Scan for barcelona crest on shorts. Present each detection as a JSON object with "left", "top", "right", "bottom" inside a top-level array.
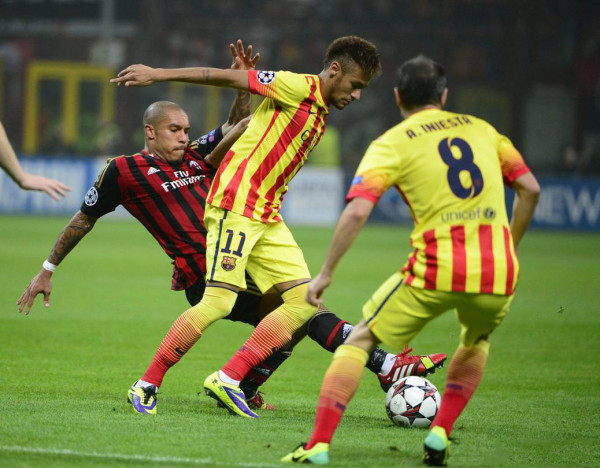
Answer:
[{"left": 221, "top": 256, "right": 237, "bottom": 271}]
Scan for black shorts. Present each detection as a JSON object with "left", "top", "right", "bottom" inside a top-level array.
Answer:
[{"left": 184, "top": 276, "right": 283, "bottom": 328}]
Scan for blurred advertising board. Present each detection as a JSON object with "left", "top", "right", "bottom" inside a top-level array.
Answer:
[{"left": 2, "top": 157, "right": 599, "bottom": 231}]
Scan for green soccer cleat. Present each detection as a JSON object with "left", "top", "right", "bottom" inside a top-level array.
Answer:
[
  {"left": 127, "top": 382, "right": 158, "bottom": 415},
  {"left": 203, "top": 371, "right": 258, "bottom": 419},
  {"left": 281, "top": 442, "right": 330, "bottom": 465},
  {"left": 423, "top": 426, "right": 449, "bottom": 466}
]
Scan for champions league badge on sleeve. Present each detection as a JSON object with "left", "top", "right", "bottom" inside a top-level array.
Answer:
[
  {"left": 221, "top": 256, "right": 237, "bottom": 271},
  {"left": 257, "top": 70, "right": 276, "bottom": 85},
  {"left": 84, "top": 187, "right": 99, "bottom": 206}
]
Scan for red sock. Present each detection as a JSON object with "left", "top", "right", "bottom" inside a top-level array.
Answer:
[
  {"left": 305, "top": 345, "right": 368, "bottom": 449},
  {"left": 141, "top": 308, "right": 207, "bottom": 387},
  {"left": 141, "top": 287, "right": 235, "bottom": 387},
  {"left": 431, "top": 342, "right": 488, "bottom": 436},
  {"left": 221, "top": 308, "right": 299, "bottom": 381}
]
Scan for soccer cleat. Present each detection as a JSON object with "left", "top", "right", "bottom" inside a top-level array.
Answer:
[
  {"left": 203, "top": 371, "right": 258, "bottom": 419},
  {"left": 378, "top": 346, "right": 447, "bottom": 392},
  {"left": 215, "top": 390, "right": 275, "bottom": 411},
  {"left": 281, "top": 442, "right": 330, "bottom": 465},
  {"left": 246, "top": 390, "right": 275, "bottom": 411},
  {"left": 423, "top": 426, "right": 449, "bottom": 466},
  {"left": 127, "top": 382, "right": 158, "bottom": 415}
]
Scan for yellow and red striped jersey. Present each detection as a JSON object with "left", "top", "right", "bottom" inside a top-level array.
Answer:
[
  {"left": 207, "top": 70, "right": 329, "bottom": 223},
  {"left": 347, "top": 108, "right": 530, "bottom": 295}
]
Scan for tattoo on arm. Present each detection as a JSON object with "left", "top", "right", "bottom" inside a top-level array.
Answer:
[
  {"left": 228, "top": 90, "right": 251, "bottom": 125},
  {"left": 48, "top": 211, "right": 97, "bottom": 265}
]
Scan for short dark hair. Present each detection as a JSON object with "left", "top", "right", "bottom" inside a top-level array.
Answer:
[
  {"left": 396, "top": 55, "right": 447, "bottom": 110},
  {"left": 324, "top": 36, "right": 382, "bottom": 80}
]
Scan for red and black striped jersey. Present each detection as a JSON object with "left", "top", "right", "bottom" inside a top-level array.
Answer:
[{"left": 80, "top": 127, "right": 222, "bottom": 290}]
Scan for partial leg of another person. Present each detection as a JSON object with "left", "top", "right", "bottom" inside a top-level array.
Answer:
[
  {"left": 307, "top": 309, "right": 446, "bottom": 391},
  {"left": 237, "top": 300, "right": 447, "bottom": 411}
]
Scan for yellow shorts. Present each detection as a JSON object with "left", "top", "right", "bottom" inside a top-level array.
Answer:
[
  {"left": 363, "top": 272, "right": 513, "bottom": 348},
  {"left": 204, "top": 205, "right": 311, "bottom": 292}
]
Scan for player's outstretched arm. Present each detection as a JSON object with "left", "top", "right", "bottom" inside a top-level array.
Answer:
[
  {"left": 205, "top": 115, "right": 251, "bottom": 168},
  {"left": 0, "top": 122, "right": 71, "bottom": 200},
  {"left": 111, "top": 39, "right": 256, "bottom": 91},
  {"left": 17, "top": 211, "right": 98, "bottom": 315},
  {"left": 510, "top": 171, "right": 540, "bottom": 249},
  {"left": 307, "top": 197, "right": 375, "bottom": 307},
  {"left": 111, "top": 65, "right": 249, "bottom": 89}
]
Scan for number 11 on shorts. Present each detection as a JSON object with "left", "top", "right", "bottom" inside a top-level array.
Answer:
[{"left": 221, "top": 229, "right": 246, "bottom": 257}]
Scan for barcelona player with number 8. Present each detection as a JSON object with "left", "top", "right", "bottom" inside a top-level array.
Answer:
[{"left": 284, "top": 55, "right": 540, "bottom": 465}]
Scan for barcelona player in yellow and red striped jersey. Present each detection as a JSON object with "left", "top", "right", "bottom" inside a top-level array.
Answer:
[
  {"left": 283, "top": 56, "right": 540, "bottom": 465},
  {"left": 112, "top": 37, "right": 382, "bottom": 418}
]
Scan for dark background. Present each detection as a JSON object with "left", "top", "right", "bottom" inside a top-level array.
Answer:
[{"left": 0, "top": 0, "right": 598, "bottom": 175}]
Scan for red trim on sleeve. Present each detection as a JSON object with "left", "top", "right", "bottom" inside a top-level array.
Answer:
[
  {"left": 248, "top": 70, "right": 276, "bottom": 98},
  {"left": 247, "top": 70, "right": 260, "bottom": 94},
  {"left": 346, "top": 188, "right": 381, "bottom": 205},
  {"left": 503, "top": 165, "right": 530, "bottom": 186}
]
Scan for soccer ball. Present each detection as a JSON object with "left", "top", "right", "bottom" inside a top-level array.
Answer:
[{"left": 385, "top": 376, "right": 441, "bottom": 428}]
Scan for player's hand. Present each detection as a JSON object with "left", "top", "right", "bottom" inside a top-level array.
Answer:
[
  {"left": 17, "top": 269, "right": 53, "bottom": 315},
  {"left": 306, "top": 272, "right": 332, "bottom": 307},
  {"left": 232, "top": 115, "right": 252, "bottom": 136},
  {"left": 111, "top": 64, "right": 158, "bottom": 87},
  {"left": 230, "top": 39, "right": 259, "bottom": 71},
  {"left": 18, "top": 173, "right": 71, "bottom": 201}
]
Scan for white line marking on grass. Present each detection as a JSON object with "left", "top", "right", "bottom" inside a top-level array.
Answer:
[{"left": 0, "top": 445, "right": 280, "bottom": 467}]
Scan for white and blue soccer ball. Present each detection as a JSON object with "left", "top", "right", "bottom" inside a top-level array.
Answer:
[{"left": 385, "top": 376, "right": 441, "bottom": 428}]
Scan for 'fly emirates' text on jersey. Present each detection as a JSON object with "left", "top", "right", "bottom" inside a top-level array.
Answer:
[
  {"left": 80, "top": 128, "right": 222, "bottom": 290},
  {"left": 207, "top": 70, "right": 329, "bottom": 223},
  {"left": 348, "top": 109, "right": 531, "bottom": 296}
]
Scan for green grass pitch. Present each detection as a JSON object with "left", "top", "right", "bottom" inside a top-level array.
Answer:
[{"left": 1, "top": 215, "right": 599, "bottom": 467}]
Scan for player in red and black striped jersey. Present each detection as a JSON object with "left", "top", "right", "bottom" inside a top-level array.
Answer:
[{"left": 81, "top": 126, "right": 220, "bottom": 293}]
